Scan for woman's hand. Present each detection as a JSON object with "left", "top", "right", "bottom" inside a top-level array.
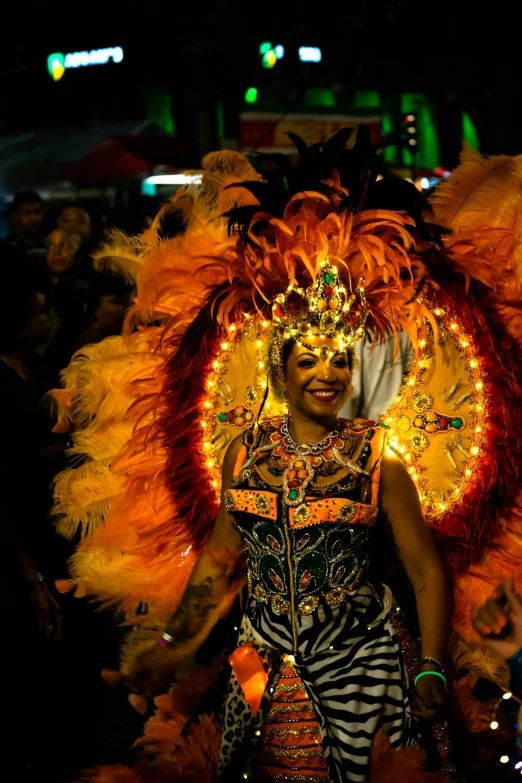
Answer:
[
  {"left": 472, "top": 581, "right": 522, "bottom": 660},
  {"left": 412, "top": 665, "right": 447, "bottom": 721},
  {"left": 31, "top": 581, "right": 62, "bottom": 640},
  {"left": 126, "top": 643, "right": 177, "bottom": 701},
  {"left": 102, "top": 642, "right": 179, "bottom": 714}
]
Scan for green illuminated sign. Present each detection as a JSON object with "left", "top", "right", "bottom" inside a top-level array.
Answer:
[
  {"left": 47, "top": 47, "right": 124, "bottom": 81},
  {"left": 47, "top": 53, "right": 65, "bottom": 82}
]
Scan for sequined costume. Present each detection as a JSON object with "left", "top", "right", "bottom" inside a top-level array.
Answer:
[{"left": 218, "top": 417, "right": 416, "bottom": 783}]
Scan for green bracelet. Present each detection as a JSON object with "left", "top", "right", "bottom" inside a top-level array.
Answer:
[{"left": 414, "top": 670, "right": 447, "bottom": 689}]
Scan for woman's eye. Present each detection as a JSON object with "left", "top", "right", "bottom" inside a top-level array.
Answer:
[
  {"left": 298, "top": 360, "right": 315, "bottom": 368},
  {"left": 333, "top": 360, "right": 348, "bottom": 368}
]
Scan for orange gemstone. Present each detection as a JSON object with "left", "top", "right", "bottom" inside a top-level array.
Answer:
[
  {"left": 317, "top": 299, "right": 327, "bottom": 311},
  {"left": 294, "top": 459, "right": 305, "bottom": 468},
  {"left": 287, "top": 469, "right": 297, "bottom": 479},
  {"left": 329, "top": 298, "right": 339, "bottom": 310},
  {"left": 414, "top": 417, "right": 425, "bottom": 427},
  {"left": 297, "top": 469, "right": 308, "bottom": 479},
  {"left": 425, "top": 423, "right": 437, "bottom": 433},
  {"left": 425, "top": 410, "right": 437, "bottom": 422}
]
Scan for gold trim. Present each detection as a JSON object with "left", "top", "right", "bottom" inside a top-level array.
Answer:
[
  {"left": 325, "top": 586, "right": 348, "bottom": 606},
  {"left": 283, "top": 512, "right": 298, "bottom": 651},
  {"left": 259, "top": 746, "right": 325, "bottom": 760},
  {"left": 263, "top": 776, "right": 328, "bottom": 782},
  {"left": 256, "top": 493, "right": 271, "bottom": 515},
  {"left": 271, "top": 595, "right": 291, "bottom": 615},
  {"left": 337, "top": 501, "right": 357, "bottom": 523},
  {"left": 298, "top": 596, "right": 320, "bottom": 615},
  {"left": 267, "top": 703, "right": 315, "bottom": 719},
  {"left": 263, "top": 726, "right": 322, "bottom": 742},
  {"left": 294, "top": 503, "right": 311, "bottom": 525},
  {"left": 224, "top": 490, "right": 235, "bottom": 511},
  {"left": 272, "top": 682, "right": 308, "bottom": 698}
]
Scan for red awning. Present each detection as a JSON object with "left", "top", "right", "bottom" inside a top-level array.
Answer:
[{"left": 59, "top": 135, "right": 200, "bottom": 180}]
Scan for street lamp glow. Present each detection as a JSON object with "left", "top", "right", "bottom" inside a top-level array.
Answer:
[
  {"left": 245, "top": 87, "right": 258, "bottom": 104},
  {"left": 299, "top": 46, "right": 322, "bottom": 63},
  {"left": 143, "top": 174, "right": 203, "bottom": 185}
]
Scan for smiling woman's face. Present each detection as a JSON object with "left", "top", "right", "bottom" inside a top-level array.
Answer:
[{"left": 283, "top": 336, "right": 352, "bottom": 421}]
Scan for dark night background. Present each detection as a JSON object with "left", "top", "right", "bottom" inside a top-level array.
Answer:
[{"left": 0, "top": 1, "right": 519, "bottom": 164}]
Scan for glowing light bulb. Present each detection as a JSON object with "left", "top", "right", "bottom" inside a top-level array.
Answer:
[
  {"left": 408, "top": 377, "right": 416, "bottom": 386},
  {"left": 476, "top": 404, "right": 483, "bottom": 411},
  {"left": 469, "top": 359, "right": 478, "bottom": 368},
  {"left": 211, "top": 479, "right": 218, "bottom": 487},
  {"left": 470, "top": 446, "right": 479, "bottom": 455},
  {"left": 206, "top": 459, "right": 215, "bottom": 468},
  {"left": 256, "top": 340, "right": 263, "bottom": 347},
  {"left": 419, "top": 339, "right": 427, "bottom": 348},
  {"left": 490, "top": 720, "right": 499, "bottom": 730},
  {"left": 500, "top": 755, "right": 509, "bottom": 764},
  {"left": 475, "top": 381, "right": 483, "bottom": 390},
  {"left": 201, "top": 421, "right": 207, "bottom": 429},
  {"left": 460, "top": 340, "right": 469, "bottom": 348},
  {"left": 475, "top": 426, "right": 482, "bottom": 433},
  {"left": 465, "top": 469, "right": 472, "bottom": 476},
  {"left": 221, "top": 342, "right": 229, "bottom": 350},
  {"left": 212, "top": 360, "right": 220, "bottom": 369},
  {"left": 450, "top": 323, "right": 458, "bottom": 331},
  {"left": 405, "top": 453, "right": 412, "bottom": 462},
  {"left": 204, "top": 400, "right": 211, "bottom": 408},
  {"left": 207, "top": 380, "right": 214, "bottom": 388},
  {"left": 503, "top": 691, "right": 512, "bottom": 700},
  {"left": 434, "top": 308, "right": 442, "bottom": 316},
  {"left": 262, "top": 320, "right": 269, "bottom": 328},
  {"left": 229, "top": 324, "right": 236, "bottom": 332}
]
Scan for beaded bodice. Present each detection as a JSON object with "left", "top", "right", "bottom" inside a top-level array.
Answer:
[{"left": 225, "top": 419, "right": 386, "bottom": 619}]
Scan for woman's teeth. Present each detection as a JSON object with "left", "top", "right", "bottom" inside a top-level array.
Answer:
[{"left": 309, "top": 390, "right": 339, "bottom": 401}]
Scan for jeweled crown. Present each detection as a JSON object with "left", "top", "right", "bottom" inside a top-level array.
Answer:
[{"left": 270, "top": 261, "right": 368, "bottom": 378}]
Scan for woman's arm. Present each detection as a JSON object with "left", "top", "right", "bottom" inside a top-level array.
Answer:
[
  {"left": 126, "top": 436, "right": 245, "bottom": 701},
  {"left": 380, "top": 448, "right": 452, "bottom": 716}
]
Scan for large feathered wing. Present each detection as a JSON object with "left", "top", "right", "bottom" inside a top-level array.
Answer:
[{"left": 51, "top": 152, "right": 263, "bottom": 665}]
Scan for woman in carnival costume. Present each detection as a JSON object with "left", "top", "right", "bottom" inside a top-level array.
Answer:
[{"left": 51, "top": 130, "right": 522, "bottom": 782}]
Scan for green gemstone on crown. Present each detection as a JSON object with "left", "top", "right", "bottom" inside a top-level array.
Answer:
[
  {"left": 324, "top": 273, "right": 334, "bottom": 284},
  {"left": 288, "top": 489, "right": 299, "bottom": 500},
  {"left": 451, "top": 418, "right": 463, "bottom": 429},
  {"left": 218, "top": 412, "right": 228, "bottom": 423}
]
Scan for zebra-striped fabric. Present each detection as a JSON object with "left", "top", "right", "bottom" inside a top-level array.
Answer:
[{"left": 220, "top": 584, "right": 417, "bottom": 783}]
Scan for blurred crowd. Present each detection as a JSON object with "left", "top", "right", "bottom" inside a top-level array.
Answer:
[{"left": 0, "top": 189, "right": 152, "bottom": 782}]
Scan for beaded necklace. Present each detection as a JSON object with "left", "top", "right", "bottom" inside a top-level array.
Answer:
[{"left": 269, "top": 416, "right": 368, "bottom": 506}]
